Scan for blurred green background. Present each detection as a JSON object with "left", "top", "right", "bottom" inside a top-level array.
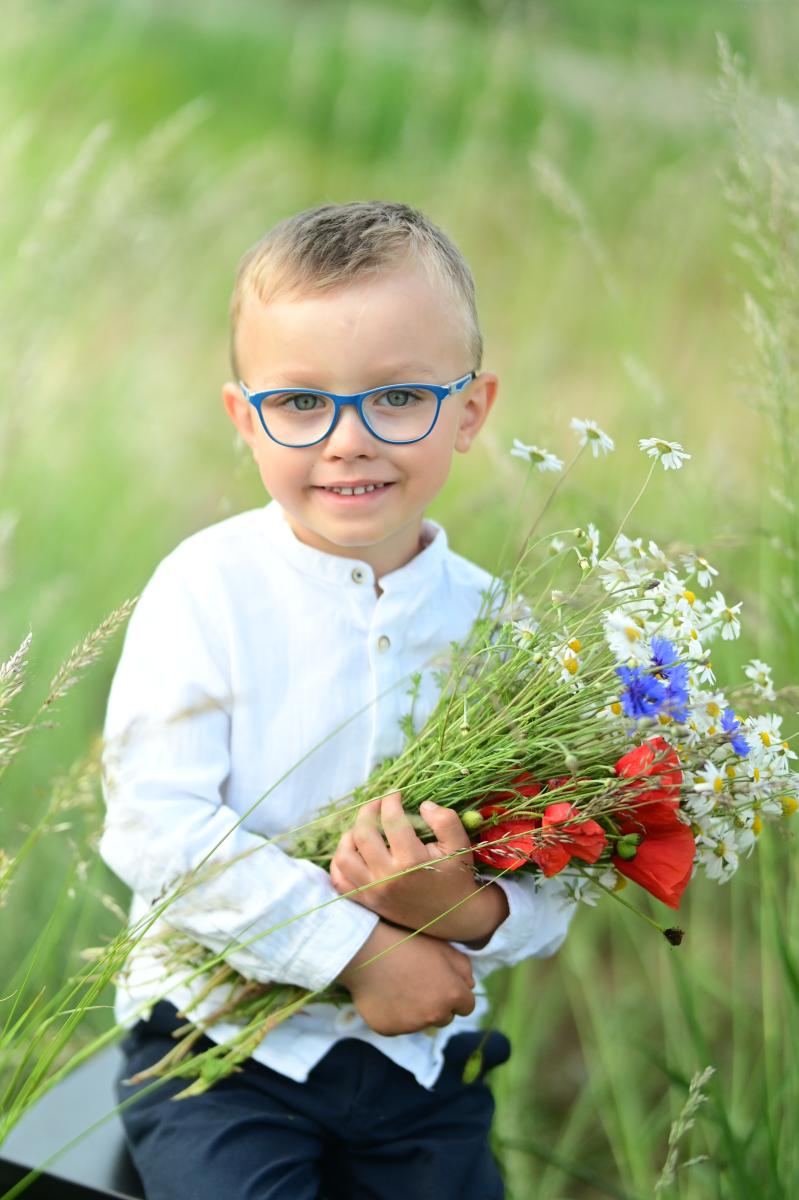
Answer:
[{"left": 2, "top": 1, "right": 798, "bottom": 1196}]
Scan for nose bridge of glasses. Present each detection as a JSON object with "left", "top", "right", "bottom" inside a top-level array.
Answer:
[{"left": 326, "top": 393, "right": 377, "bottom": 443}]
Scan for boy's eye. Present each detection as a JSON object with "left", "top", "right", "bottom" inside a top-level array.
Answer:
[
  {"left": 373, "top": 388, "right": 422, "bottom": 408},
  {"left": 276, "top": 392, "right": 328, "bottom": 412}
]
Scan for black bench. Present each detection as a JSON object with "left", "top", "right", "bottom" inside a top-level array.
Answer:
[{"left": 0, "top": 1047, "right": 143, "bottom": 1200}]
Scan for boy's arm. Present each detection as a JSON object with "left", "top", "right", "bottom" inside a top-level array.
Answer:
[
  {"left": 330, "top": 793, "right": 578, "bottom": 968},
  {"left": 100, "top": 554, "right": 378, "bottom": 995}
]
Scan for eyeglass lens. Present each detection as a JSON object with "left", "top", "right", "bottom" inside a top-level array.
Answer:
[{"left": 259, "top": 387, "right": 440, "bottom": 445}]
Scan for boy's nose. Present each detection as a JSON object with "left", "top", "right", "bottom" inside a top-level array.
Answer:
[{"left": 323, "top": 404, "right": 379, "bottom": 456}]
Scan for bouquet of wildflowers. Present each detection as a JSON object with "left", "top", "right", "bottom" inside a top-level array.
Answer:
[{"left": 128, "top": 421, "right": 799, "bottom": 1096}]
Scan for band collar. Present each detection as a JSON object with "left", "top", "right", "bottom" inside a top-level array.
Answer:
[{"left": 259, "top": 499, "right": 448, "bottom": 595}]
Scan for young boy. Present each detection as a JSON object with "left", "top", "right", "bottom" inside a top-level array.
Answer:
[{"left": 101, "top": 200, "right": 577, "bottom": 1200}]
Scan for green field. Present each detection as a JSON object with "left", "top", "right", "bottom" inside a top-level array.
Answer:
[{"left": 2, "top": 1, "right": 798, "bottom": 1195}]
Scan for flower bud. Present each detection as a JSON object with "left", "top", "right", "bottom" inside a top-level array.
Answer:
[
  {"left": 616, "top": 832, "right": 641, "bottom": 860},
  {"left": 461, "top": 1049, "right": 483, "bottom": 1084},
  {"left": 564, "top": 753, "right": 579, "bottom": 775},
  {"left": 461, "top": 810, "right": 484, "bottom": 832}
]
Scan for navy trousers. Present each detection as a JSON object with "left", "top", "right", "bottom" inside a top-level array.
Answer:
[{"left": 115, "top": 1001, "right": 510, "bottom": 1200}]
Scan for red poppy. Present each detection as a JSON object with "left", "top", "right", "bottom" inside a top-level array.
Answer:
[
  {"left": 474, "top": 803, "right": 541, "bottom": 871},
  {"left": 611, "top": 737, "right": 695, "bottom": 908},
  {"left": 615, "top": 736, "right": 682, "bottom": 802},
  {"left": 539, "top": 801, "right": 606, "bottom": 874},
  {"left": 472, "top": 775, "right": 606, "bottom": 876}
]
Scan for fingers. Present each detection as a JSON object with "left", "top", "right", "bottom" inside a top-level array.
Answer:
[
  {"left": 329, "top": 858, "right": 359, "bottom": 896},
  {"left": 450, "top": 987, "right": 477, "bottom": 1019},
  {"left": 431, "top": 981, "right": 476, "bottom": 1026},
  {"left": 419, "top": 801, "right": 474, "bottom": 860},
  {"left": 353, "top": 797, "right": 393, "bottom": 875},
  {"left": 379, "top": 791, "right": 424, "bottom": 862},
  {"left": 331, "top": 831, "right": 371, "bottom": 889},
  {"left": 447, "top": 949, "right": 475, "bottom": 990}
]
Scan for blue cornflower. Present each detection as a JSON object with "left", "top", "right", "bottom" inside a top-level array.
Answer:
[
  {"left": 650, "top": 637, "right": 690, "bottom": 722},
  {"left": 721, "top": 707, "right": 749, "bottom": 756},
  {"left": 650, "top": 637, "right": 680, "bottom": 677},
  {"left": 616, "top": 665, "right": 668, "bottom": 720}
]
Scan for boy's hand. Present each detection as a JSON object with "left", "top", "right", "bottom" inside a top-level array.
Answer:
[
  {"left": 329, "top": 792, "right": 508, "bottom": 944},
  {"left": 335, "top": 919, "right": 476, "bottom": 1035}
]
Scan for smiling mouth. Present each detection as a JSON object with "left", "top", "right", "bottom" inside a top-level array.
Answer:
[{"left": 315, "top": 482, "right": 395, "bottom": 496}]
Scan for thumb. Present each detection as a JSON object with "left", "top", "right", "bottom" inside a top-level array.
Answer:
[{"left": 419, "top": 801, "right": 472, "bottom": 857}]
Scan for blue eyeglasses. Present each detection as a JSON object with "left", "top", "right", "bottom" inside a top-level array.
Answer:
[{"left": 238, "top": 372, "right": 477, "bottom": 448}]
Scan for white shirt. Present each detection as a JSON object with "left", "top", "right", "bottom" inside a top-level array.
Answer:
[{"left": 100, "top": 499, "right": 576, "bottom": 1089}]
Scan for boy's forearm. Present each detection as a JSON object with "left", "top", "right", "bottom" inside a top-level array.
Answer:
[{"left": 406, "top": 882, "right": 510, "bottom": 947}]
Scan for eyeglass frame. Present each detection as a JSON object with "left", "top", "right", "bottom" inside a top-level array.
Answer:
[{"left": 237, "top": 371, "right": 478, "bottom": 448}]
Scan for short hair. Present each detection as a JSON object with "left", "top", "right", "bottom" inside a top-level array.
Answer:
[{"left": 228, "top": 200, "right": 482, "bottom": 380}]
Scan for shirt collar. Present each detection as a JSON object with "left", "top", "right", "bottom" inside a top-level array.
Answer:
[{"left": 259, "top": 498, "right": 449, "bottom": 595}]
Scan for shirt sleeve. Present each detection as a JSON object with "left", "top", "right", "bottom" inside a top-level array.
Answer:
[
  {"left": 450, "top": 873, "right": 578, "bottom": 975},
  {"left": 99, "top": 551, "right": 378, "bottom": 995}
]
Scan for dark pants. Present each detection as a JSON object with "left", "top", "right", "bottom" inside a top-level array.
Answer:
[{"left": 115, "top": 1001, "right": 510, "bottom": 1200}]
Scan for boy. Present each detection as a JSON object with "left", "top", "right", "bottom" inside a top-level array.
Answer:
[{"left": 101, "top": 201, "right": 577, "bottom": 1200}]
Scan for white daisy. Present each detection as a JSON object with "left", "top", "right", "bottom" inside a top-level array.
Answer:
[
  {"left": 646, "top": 540, "right": 674, "bottom": 573},
  {"left": 706, "top": 591, "right": 742, "bottom": 641},
  {"left": 744, "top": 658, "right": 776, "bottom": 702},
  {"left": 598, "top": 556, "right": 641, "bottom": 594},
  {"left": 680, "top": 552, "right": 719, "bottom": 590},
  {"left": 511, "top": 617, "right": 540, "bottom": 649},
  {"left": 510, "top": 438, "right": 564, "bottom": 472},
  {"left": 550, "top": 632, "right": 585, "bottom": 685},
  {"left": 570, "top": 417, "right": 615, "bottom": 458},
  {"left": 584, "top": 523, "right": 601, "bottom": 567},
  {"left": 689, "top": 654, "right": 716, "bottom": 688},
  {"left": 693, "top": 760, "right": 727, "bottom": 798},
  {"left": 695, "top": 820, "right": 740, "bottom": 883},
  {"left": 615, "top": 533, "right": 645, "bottom": 560},
  {"left": 603, "top": 608, "right": 651, "bottom": 664},
  {"left": 638, "top": 437, "right": 691, "bottom": 471}
]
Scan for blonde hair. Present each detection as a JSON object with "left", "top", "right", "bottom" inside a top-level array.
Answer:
[{"left": 228, "top": 200, "right": 482, "bottom": 380}]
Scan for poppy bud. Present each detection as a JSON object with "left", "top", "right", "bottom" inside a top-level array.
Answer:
[
  {"left": 461, "top": 810, "right": 484, "bottom": 831},
  {"left": 616, "top": 832, "right": 641, "bottom": 860}
]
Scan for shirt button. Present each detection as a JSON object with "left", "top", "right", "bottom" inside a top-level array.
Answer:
[
  {"left": 377, "top": 635, "right": 391, "bottom": 653},
  {"left": 351, "top": 567, "right": 367, "bottom": 584}
]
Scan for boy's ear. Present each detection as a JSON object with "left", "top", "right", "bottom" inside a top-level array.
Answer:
[
  {"left": 222, "top": 381, "right": 258, "bottom": 450},
  {"left": 454, "top": 372, "right": 498, "bottom": 454}
]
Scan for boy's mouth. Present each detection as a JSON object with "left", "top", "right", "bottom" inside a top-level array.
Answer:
[{"left": 314, "top": 482, "right": 396, "bottom": 497}]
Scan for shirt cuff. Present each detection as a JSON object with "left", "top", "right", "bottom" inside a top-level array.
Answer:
[
  {"left": 277, "top": 895, "right": 381, "bottom": 993},
  {"left": 452, "top": 874, "right": 578, "bottom": 971}
]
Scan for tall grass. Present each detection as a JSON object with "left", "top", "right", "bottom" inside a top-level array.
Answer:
[{"left": 2, "top": 2, "right": 797, "bottom": 1195}]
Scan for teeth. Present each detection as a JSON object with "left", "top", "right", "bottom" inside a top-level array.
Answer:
[{"left": 328, "top": 483, "right": 387, "bottom": 495}]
